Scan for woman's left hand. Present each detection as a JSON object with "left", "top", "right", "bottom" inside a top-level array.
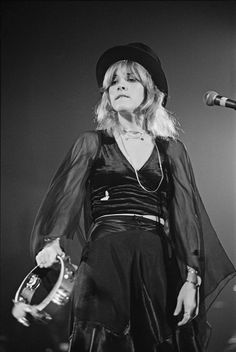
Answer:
[{"left": 173, "top": 282, "right": 199, "bottom": 326}]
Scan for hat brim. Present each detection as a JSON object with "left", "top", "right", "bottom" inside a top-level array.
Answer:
[{"left": 96, "top": 45, "right": 168, "bottom": 97}]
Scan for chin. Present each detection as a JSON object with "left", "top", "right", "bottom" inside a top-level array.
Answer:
[
  {"left": 117, "top": 109, "right": 135, "bottom": 116},
  {"left": 115, "top": 105, "right": 135, "bottom": 113}
]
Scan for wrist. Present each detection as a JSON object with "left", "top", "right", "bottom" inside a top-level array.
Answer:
[
  {"left": 44, "top": 237, "right": 62, "bottom": 253},
  {"left": 186, "top": 266, "right": 201, "bottom": 287},
  {"left": 44, "top": 236, "right": 60, "bottom": 244},
  {"left": 186, "top": 265, "right": 198, "bottom": 275},
  {"left": 185, "top": 276, "right": 202, "bottom": 288},
  {"left": 186, "top": 266, "right": 197, "bottom": 279}
]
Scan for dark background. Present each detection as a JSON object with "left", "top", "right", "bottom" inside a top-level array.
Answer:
[{"left": 1, "top": 1, "right": 236, "bottom": 351}]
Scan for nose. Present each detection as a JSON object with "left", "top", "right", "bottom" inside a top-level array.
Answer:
[
  {"left": 117, "top": 85, "right": 127, "bottom": 92},
  {"left": 117, "top": 79, "right": 128, "bottom": 91}
]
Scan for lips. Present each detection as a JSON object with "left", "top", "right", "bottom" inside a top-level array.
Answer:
[{"left": 115, "top": 95, "right": 129, "bottom": 100}]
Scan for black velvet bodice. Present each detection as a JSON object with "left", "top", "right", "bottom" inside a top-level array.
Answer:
[{"left": 89, "top": 131, "right": 172, "bottom": 220}]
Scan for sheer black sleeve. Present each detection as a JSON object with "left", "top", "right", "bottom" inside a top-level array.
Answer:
[
  {"left": 30, "top": 131, "right": 100, "bottom": 257},
  {"left": 167, "top": 139, "right": 236, "bottom": 308}
]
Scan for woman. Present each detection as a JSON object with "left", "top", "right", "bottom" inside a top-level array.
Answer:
[{"left": 30, "top": 43, "right": 235, "bottom": 351}]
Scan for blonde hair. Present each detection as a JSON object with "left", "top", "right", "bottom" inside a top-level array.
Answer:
[{"left": 94, "top": 60, "right": 179, "bottom": 139}]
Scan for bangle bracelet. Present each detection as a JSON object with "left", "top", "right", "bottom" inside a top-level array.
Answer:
[
  {"left": 185, "top": 279, "right": 197, "bottom": 287},
  {"left": 44, "top": 236, "right": 60, "bottom": 243},
  {"left": 187, "top": 266, "right": 198, "bottom": 275},
  {"left": 185, "top": 277, "right": 201, "bottom": 288}
]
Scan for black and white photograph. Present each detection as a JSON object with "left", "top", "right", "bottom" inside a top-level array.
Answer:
[{"left": 2, "top": 1, "right": 236, "bottom": 352}]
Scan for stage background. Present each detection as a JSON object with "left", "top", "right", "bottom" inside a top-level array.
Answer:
[{"left": 1, "top": 1, "right": 236, "bottom": 351}]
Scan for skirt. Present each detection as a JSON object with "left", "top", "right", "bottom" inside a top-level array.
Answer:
[{"left": 68, "top": 215, "right": 203, "bottom": 352}]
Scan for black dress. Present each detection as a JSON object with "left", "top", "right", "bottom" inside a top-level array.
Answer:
[{"left": 30, "top": 130, "right": 236, "bottom": 352}]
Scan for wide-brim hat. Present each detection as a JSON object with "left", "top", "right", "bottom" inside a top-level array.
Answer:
[{"left": 96, "top": 42, "right": 168, "bottom": 100}]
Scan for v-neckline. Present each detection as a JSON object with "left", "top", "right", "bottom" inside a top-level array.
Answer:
[{"left": 113, "top": 136, "right": 156, "bottom": 172}]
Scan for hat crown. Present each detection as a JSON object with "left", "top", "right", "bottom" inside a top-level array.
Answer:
[{"left": 126, "top": 42, "right": 161, "bottom": 65}]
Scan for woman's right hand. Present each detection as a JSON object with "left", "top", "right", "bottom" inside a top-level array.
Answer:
[{"left": 35, "top": 238, "right": 64, "bottom": 268}]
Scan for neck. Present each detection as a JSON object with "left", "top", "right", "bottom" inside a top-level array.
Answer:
[{"left": 117, "top": 112, "right": 144, "bottom": 132}]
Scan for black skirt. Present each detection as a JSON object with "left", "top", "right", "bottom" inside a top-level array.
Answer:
[{"left": 68, "top": 215, "right": 203, "bottom": 352}]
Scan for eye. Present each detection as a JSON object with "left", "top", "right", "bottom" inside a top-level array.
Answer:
[
  {"left": 127, "top": 74, "right": 137, "bottom": 82},
  {"left": 110, "top": 78, "right": 118, "bottom": 86}
]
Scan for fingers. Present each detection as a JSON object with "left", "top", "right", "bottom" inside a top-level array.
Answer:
[
  {"left": 173, "top": 300, "right": 198, "bottom": 326},
  {"left": 173, "top": 281, "right": 200, "bottom": 326},
  {"left": 177, "top": 311, "right": 192, "bottom": 326},
  {"left": 12, "top": 302, "right": 48, "bottom": 327},
  {"left": 173, "top": 298, "right": 182, "bottom": 316},
  {"left": 36, "top": 252, "right": 50, "bottom": 268},
  {"left": 16, "top": 317, "right": 30, "bottom": 327},
  {"left": 183, "top": 288, "right": 200, "bottom": 323},
  {"left": 36, "top": 238, "right": 64, "bottom": 268},
  {"left": 36, "top": 248, "right": 59, "bottom": 268},
  {"left": 12, "top": 302, "right": 28, "bottom": 320},
  {"left": 177, "top": 305, "right": 199, "bottom": 326},
  {"left": 12, "top": 302, "right": 31, "bottom": 327},
  {"left": 174, "top": 299, "right": 195, "bottom": 326}
]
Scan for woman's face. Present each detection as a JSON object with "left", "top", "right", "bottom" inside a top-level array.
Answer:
[{"left": 108, "top": 66, "right": 145, "bottom": 114}]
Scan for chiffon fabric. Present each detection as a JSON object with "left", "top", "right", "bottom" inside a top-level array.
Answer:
[{"left": 30, "top": 130, "right": 236, "bottom": 351}]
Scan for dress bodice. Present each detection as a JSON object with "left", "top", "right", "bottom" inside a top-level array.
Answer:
[{"left": 89, "top": 131, "right": 173, "bottom": 220}]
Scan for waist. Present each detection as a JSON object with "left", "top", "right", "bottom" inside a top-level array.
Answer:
[
  {"left": 88, "top": 213, "right": 165, "bottom": 242},
  {"left": 94, "top": 213, "right": 165, "bottom": 226}
]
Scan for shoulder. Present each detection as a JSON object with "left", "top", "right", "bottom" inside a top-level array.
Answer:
[
  {"left": 165, "top": 138, "right": 188, "bottom": 160},
  {"left": 156, "top": 137, "right": 187, "bottom": 157},
  {"left": 71, "top": 130, "right": 101, "bottom": 158},
  {"left": 74, "top": 130, "right": 100, "bottom": 146}
]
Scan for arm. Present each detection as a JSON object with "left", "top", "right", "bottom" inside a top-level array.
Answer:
[
  {"left": 168, "top": 139, "right": 204, "bottom": 275},
  {"left": 165, "top": 137, "right": 235, "bottom": 344},
  {"left": 167, "top": 140, "right": 203, "bottom": 324},
  {"left": 30, "top": 131, "right": 100, "bottom": 262}
]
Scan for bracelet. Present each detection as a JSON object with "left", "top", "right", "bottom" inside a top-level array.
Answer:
[
  {"left": 185, "top": 279, "right": 197, "bottom": 288},
  {"left": 185, "top": 276, "right": 201, "bottom": 288},
  {"left": 187, "top": 266, "right": 198, "bottom": 275},
  {"left": 43, "top": 236, "right": 65, "bottom": 253},
  {"left": 44, "top": 236, "right": 60, "bottom": 243}
]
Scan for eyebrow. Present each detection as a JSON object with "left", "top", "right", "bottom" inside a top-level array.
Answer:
[{"left": 112, "top": 71, "right": 134, "bottom": 78}]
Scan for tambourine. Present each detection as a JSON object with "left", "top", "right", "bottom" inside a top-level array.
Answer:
[{"left": 12, "top": 254, "right": 77, "bottom": 327}]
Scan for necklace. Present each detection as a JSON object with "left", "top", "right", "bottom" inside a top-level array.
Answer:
[
  {"left": 119, "top": 133, "right": 164, "bottom": 193},
  {"left": 121, "top": 129, "right": 146, "bottom": 141}
]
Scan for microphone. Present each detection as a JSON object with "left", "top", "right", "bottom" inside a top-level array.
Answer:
[{"left": 203, "top": 91, "right": 236, "bottom": 110}]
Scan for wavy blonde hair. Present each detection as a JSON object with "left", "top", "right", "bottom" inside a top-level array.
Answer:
[{"left": 95, "top": 60, "right": 179, "bottom": 139}]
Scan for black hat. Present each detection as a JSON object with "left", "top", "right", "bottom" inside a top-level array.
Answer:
[{"left": 96, "top": 42, "right": 168, "bottom": 98}]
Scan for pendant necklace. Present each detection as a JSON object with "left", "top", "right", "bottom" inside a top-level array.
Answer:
[
  {"left": 121, "top": 129, "right": 146, "bottom": 141},
  {"left": 119, "top": 133, "right": 164, "bottom": 193}
]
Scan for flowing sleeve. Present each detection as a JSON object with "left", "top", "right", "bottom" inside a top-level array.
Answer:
[
  {"left": 167, "top": 139, "right": 236, "bottom": 308},
  {"left": 30, "top": 131, "right": 100, "bottom": 258}
]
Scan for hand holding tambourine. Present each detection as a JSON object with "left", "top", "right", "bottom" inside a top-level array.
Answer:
[
  {"left": 12, "top": 240, "right": 77, "bottom": 327},
  {"left": 12, "top": 301, "right": 49, "bottom": 327},
  {"left": 35, "top": 238, "right": 64, "bottom": 268}
]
